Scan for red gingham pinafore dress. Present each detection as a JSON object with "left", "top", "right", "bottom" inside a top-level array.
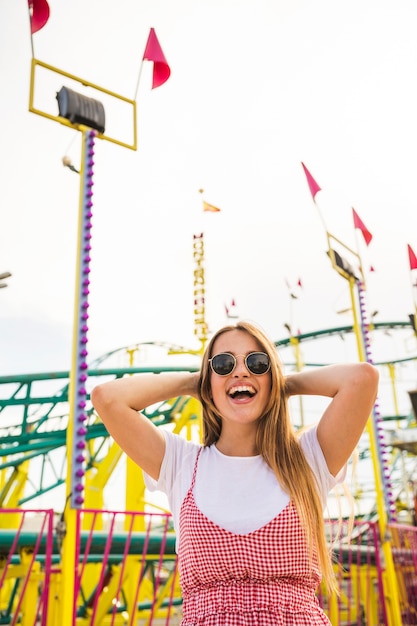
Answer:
[{"left": 178, "top": 448, "right": 331, "bottom": 626}]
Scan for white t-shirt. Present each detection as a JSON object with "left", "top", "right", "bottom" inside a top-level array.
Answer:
[{"left": 144, "top": 425, "right": 345, "bottom": 549}]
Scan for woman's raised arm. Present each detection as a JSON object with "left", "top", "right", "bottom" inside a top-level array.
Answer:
[
  {"left": 91, "top": 372, "right": 200, "bottom": 480},
  {"left": 285, "top": 362, "right": 379, "bottom": 476}
]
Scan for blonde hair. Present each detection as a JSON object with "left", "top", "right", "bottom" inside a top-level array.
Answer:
[{"left": 198, "top": 320, "right": 337, "bottom": 594}]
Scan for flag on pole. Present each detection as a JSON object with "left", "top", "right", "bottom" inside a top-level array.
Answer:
[
  {"left": 142, "top": 28, "right": 171, "bottom": 89},
  {"left": 28, "top": 0, "right": 50, "bottom": 33},
  {"left": 408, "top": 244, "right": 417, "bottom": 270},
  {"left": 301, "top": 162, "right": 321, "bottom": 200},
  {"left": 284, "top": 278, "right": 301, "bottom": 299},
  {"left": 352, "top": 208, "right": 372, "bottom": 246},
  {"left": 203, "top": 201, "right": 221, "bottom": 212},
  {"left": 225, "top": 299, "right": 238, "bottom": 319}
]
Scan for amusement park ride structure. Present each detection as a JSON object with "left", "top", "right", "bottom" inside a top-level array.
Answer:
[
  {"left": 1, "top": 305, "right": 417, "bottom": 623},
  {"left": 1, "top": 23, "right": 417, "bottom": 626}
]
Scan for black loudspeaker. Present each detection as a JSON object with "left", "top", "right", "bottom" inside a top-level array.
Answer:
[
  {"left": 408, "top": 390, "right": 417, "bottom": 421},
  {"left": 56, "top": 86, "right": 105, "bottom": 134}
]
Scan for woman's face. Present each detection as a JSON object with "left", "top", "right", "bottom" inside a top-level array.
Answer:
[{"left": 209, "top": 329, "right": 271, "bottom": 429}]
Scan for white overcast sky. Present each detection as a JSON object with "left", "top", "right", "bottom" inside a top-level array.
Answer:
[{"left": 2, "top": 0, "right": 417, "bottom": 378}]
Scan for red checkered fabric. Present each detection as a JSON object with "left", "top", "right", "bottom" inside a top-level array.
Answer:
[{"left": 178, "top": 448, "right": 330, "bottom": 625}]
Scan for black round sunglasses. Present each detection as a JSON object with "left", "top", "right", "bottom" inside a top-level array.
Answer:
[{"left": 208, "top": 352, "right": 271, "bottom": 376}]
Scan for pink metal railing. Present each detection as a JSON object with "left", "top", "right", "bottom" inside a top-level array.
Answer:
[
  {"left": 74, "top": 508, "right": 180, "bottom": 625},
  {"left": 318, "top": 518, "right": 388, "bottom": 625},
  {"left": 0, "top": 508, "right": 54, "bottom": 626},
  {"left": 1, "top": 508, "right": 417, "bottom": 625},
  {"left": 389, "top": 523, "right": 417, "bottom": 625}
]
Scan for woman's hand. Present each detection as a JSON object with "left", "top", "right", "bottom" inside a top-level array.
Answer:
[{"left": 91, "top": 371, "right": 201, "bottom": 480}]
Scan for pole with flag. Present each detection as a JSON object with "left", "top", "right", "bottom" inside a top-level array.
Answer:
[
  {"left": 407, "top": 244, "right": 417, "bottom": 335},
  {"left": 194, "top": 190, "right": 222, "bottom": 351},
  {"left": 27, "top": 0, "right": 50, "bottom": 56},
  {"left": 352, "top": 207, "right": 374, "bottom": 276},
  {"left": 301, "top": 162, "right": 402, "bottom": 621},
  {"left": 283, "top": 277, "right": 305, "bottom": 426},
  {"left": 134, "top": 28, "right": 171, "bottom": 100},
  {"left": 300, "top": 162, "right": 327, "bottom": 231},
  {"left": 352, "top": 207, "right": 373, "bottom": 275},
  {"left": 198, "top": 190, "right": 222, "bottom": 212},
  {"left": 352, "top": 208, "right": 373, "bottom": 247},
  {"left": 169, "top": 189, "right": 221, "bottom": 358},
  {"left": 225, "top": 299, "right": 238, "bottom": 319},
  {"left": 203, "top": 200, "right": 221, "bottom": 213}
]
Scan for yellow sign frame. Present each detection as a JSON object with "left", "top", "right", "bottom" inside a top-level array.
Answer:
[{"left": 29, "top": 58, "right": 137, "bottom": 150}]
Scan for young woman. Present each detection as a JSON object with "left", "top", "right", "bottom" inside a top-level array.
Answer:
[{"left": 91, "top": 320, "right": 379, "bottom": 625}]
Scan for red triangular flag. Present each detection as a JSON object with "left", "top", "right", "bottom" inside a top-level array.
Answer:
[
  {"left": 301, "top": 162, "right": 321, "bottom": 200},
  {"left": 28, "top": 0, "right": 50, "bottom": 34},
  {"left": 352, "top": 208, "right": 372, "bottom": 246},
  {"left": 142, "top": 28, "right": 171, "bottom": 89},
  {"left": 408, "top": 244, "right": 417, "bottom": 270}
]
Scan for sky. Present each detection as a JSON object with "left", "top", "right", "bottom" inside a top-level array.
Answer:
[{"left": 2, "top": 0, "right": 417, "bottom": 392}]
